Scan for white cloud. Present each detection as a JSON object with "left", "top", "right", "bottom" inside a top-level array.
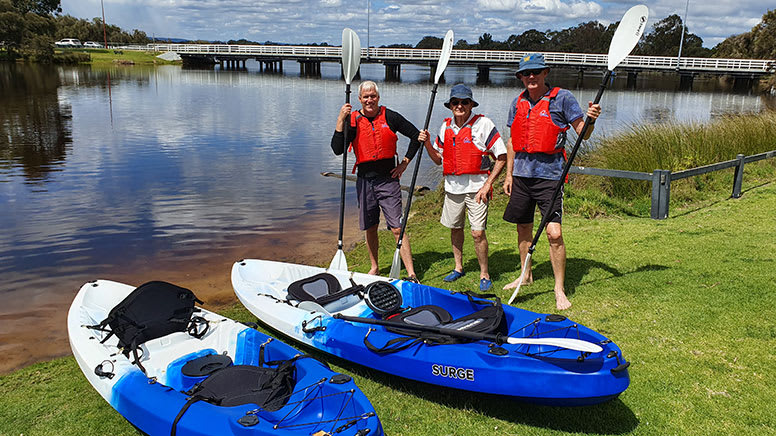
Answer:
[{"left": 60, "top": 0, "right": 773, "bottom": 49}]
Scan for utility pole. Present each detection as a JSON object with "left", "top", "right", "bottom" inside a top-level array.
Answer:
[
  {"left": 101, "top": 0, "right": 108, "bottom": 49},
  {"left": 367, "top": 0, "right": 370, "bottom": 59}
]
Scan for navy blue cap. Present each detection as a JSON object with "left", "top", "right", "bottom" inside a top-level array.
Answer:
[{"left": 444, "top": 84, "right": 479, "bottom": 108}]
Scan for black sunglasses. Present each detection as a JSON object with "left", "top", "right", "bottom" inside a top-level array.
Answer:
[
  {"left": 518, "top": 68, "right": 546, "bottom": 77},
  {"left": 449, "top": 99, "right": 472, "bottom": 106}
]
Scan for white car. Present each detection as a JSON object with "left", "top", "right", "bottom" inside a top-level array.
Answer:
[
  {"left": 55, "top": 38, "right": 82, "bottom": 48},
  {"left": 83, "top": 41, "right": 102, "bottom": 48}
]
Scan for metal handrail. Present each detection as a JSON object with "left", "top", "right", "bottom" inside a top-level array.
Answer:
[
  {"left": 133, "top": 44, "right": 776, "bottom": 74},
  {"left": 569, "top": 150, "right": 776, "bottom": 219}
]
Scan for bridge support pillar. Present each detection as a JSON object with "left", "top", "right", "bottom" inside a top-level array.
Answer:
[
  {"left": 627, "top": 71, "right": 638, "bottom": 89},
  {"left": 477, "top": 66, "right": 490, "bottom": 84},
  {"left": 576, "top": 69, "right": 584, "bottom": 88},
  {"left": 679, "top": 73, "right": 694, "bottom": 91},
  {"left": 733, "top": 76, "right": 756, "bottom": 92},
  {"left": 259, "top": 60, "right": 283, "bottom": 73},
  {"left": 299, "top": 60, "right": 321, "bottom": 77},
  {"left": 385, "top": 63, "right": 401, "bottom": 81}
]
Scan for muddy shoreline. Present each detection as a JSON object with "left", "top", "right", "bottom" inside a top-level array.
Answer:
[{"left": 0, "top": 214, "right": 364, "bottom": 375}]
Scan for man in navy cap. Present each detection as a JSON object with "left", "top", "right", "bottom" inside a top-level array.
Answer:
[
  {"left": 502, "top": 53, "right": 601, "bottom": 310},
  {"left": 418, "top": 84, "right": 507, "bottom": 291}
]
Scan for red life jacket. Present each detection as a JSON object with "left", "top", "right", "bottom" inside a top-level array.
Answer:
[
  {"left": 440, "top": 115, "right": 491, "bottom": 176},
  {"left": 510, "top": 87, "right": 569, "bottom": 156},
  {"left": 350, "top": 106, "right": 398, "bottom": 170}
]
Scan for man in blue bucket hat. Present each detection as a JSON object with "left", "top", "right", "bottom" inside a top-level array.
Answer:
[
  {"left": 502, "top": 53, "right": 601, "bottom": 310},
  {"left": 418, "top": 84, "right": 507, "bottom": 291}
]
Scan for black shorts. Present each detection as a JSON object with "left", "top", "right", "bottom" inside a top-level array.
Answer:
[{"left": 503, "top": 177, "right": 563, "bottom": 225}]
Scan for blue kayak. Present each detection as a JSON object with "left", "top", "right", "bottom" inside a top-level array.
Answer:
[
  {"left": 232, "top": 259, "right": 631, "bottom": 406},
  {"left": 68, "top": 279, "right": 382, "bottom": 435}
]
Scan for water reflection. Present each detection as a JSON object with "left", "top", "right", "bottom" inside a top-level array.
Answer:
[{"left": 0, "top": 64, "right": 73, "bottom": 184}]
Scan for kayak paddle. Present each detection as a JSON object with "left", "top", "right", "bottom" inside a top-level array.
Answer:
[
  {"left": 329, "top": 28, "right": 361, "bottom": 272},
  {"left": 333, "top": 313, "right": 603, "bottom": 353},
  {"left": 388, "top": 29, "right": 454, "bottom": 279},
  {"left": 506, "top": 5, "right": 649, "bottom": 304}
]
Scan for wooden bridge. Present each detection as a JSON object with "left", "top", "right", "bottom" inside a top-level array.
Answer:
[{"left": 142, "top": 43, "right": 775, "bottom": 87}]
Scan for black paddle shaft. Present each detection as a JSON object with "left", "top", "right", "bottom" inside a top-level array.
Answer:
[
  {"left": 336, "top": 84, "right": 352, "bottom": 250},
  {"left": 334, "top": 312, "right": 507, "bottom": 344},
  {"left": 395, "top": 83, "right": 439, "bottom": 249},
  {"left": 527, "top": 70, "right": 612, "bottom": 255}
]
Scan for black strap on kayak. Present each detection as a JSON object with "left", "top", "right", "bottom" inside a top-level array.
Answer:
[{"left": 357, "top": 287, "right": 508, "bottom": 354}]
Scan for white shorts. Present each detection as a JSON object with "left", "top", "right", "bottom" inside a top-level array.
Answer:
[{"left": 440, "top": 192, "right": 489, "bottom": 231}]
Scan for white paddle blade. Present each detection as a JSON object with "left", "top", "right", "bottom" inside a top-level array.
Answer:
[
  {"left": 434, "top": 29, "right": 454, "bottom": 84},
  {"left": 506, "top": 252, "right": 532, "bottom": 304},
  {"left": 388, "top": 248, "right": 402, "bottom": 279},
  {"left": 341, "top": 28, "right": 362, "bottom": 84},
  {"left": 329, "top": 249, "right": 348, "bottom": 271},
  {"left": 506, "top": 337, "right": 604, "bottom": 353},
  {"left": 607, "top": 4, "right": 649, "bottom": 70}
]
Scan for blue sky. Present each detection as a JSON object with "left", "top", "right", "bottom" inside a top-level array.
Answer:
[{"left": 60, "top": 1, "right": 772, "bottom": 49}]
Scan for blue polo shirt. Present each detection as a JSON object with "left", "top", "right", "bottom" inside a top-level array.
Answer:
[{"left": 506, "top": 86, "right": 584, "bottom": 180}]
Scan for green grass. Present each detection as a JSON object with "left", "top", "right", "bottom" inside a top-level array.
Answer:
[
  {"left": 2, "top": 170, "right": 775, "bottom": 435},
  {"left": 53, "top": 47, "right": 181, "bottom": 65}
]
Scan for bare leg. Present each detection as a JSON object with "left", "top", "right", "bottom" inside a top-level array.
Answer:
[
  {"left": 391, "top": 227, "right": 416, "bottom": 278},
  {"left": 546, "top": 222, "right": 570, "bottom": 310},
  {"left": 504, "top": 223, "right": 534, "bottom": 289},
  {"left": 450, "top": 228, "right": 465, "bottom": 273},
  {"left": 365, "top": 224, "right": 379, "bottom": 275},
  {"left": 471, "top": 229, "right": 489, "bottom": 280}
]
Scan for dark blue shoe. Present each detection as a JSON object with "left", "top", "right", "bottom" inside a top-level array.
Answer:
[
  {"left": 480, "top": 278, "right": 492, "bottom": 291},
  {"left": 443, "top": 270, "right": 464, "bottom": 282}
]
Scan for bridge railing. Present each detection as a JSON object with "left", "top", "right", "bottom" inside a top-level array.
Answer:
[{"left": 140, "top": 44, "right": 776, "bottom": 74}]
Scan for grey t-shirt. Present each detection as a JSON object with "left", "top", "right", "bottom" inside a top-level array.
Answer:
[{"left": 506, "top": 87, "right": 584, "bottom": 180}]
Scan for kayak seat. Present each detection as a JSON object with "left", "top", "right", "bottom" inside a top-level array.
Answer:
[
  {"left": 363, "top": 285, "right": 509, "bottom": 354},
  {"left": 287, "top": 273, "right": 364, "bottom": 310},
  {"left": 171, "top": 356, "right": 306, "bottom": 436},
  {"left": 85, "top": 281, "right": 208, "bottom": 374},
  {"left": 165, "top": 349, "right": 229, "bottom": 392}
]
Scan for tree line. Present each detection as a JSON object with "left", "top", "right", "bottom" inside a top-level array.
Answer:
[
  {"left": 403, "top": 10, "right": 775, "bottom": 60},
  {"left": 1, "top": 0, "right": 774, "bottom": 62},
  {"left": 0, "top": 0, "right": 148, "bottom": 61}
]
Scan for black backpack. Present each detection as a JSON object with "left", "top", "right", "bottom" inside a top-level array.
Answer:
[{"left": 87, "top": 281, "right": 208, "bottom": 373}]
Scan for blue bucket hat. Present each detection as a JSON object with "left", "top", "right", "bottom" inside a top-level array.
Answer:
[
  {"left": 517, "top": 53, "right": 548, "bottom": 74},
  {"left": 444, "top": 83, "right": 479, "bottom": 108}
]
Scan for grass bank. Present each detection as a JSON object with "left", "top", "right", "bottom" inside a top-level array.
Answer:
[{"left": 53, "top": 47, "right": 180, "bottom": 65}]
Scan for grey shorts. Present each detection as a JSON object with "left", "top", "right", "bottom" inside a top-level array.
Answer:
[{"left": 356, "top": 176, "right": 403, "bottom": 230}]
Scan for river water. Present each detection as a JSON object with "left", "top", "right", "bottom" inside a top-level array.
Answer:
[{"left": 0, "top": 60, "right": 770, "bottom": 373}]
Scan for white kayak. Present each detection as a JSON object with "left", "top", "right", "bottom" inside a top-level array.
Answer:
[
  {"left": 68, "top": 279, "right": 382, "bottom": 435},
  {"left": 231, "top": 259, "right": 631, "bottom": 406}
]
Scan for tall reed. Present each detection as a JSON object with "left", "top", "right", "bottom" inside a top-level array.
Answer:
[{"left": 574, "top": 111, "right": 776, "bottom": 201}]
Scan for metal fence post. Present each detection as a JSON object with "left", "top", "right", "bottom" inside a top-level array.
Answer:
[
  {"left": 732, "top": 154, "right": 745, "bottom": 198},
  {"left": 650, "top": 169, "right": 671, "bottom": 220}
]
